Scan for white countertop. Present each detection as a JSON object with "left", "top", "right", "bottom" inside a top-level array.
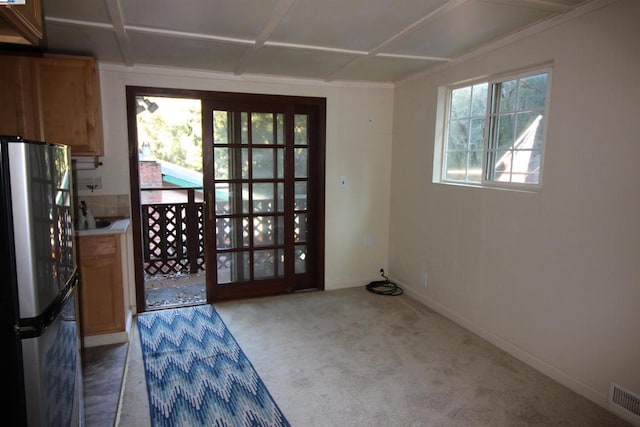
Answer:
[{"left": 75, "top": 218, "right": 130, "bottom": 236}]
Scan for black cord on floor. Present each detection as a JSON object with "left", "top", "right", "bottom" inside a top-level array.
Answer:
[{"left": 366, "top": 270, "right": 403, "bottom": 296}]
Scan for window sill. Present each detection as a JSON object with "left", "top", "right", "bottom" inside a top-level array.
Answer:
[{"left": 433, "top": 180, "right": 541, "bottom": 194}]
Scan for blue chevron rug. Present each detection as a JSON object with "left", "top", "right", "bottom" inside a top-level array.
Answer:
[{"left": 137, "top": 304, "right": 290, "bottom": 427}]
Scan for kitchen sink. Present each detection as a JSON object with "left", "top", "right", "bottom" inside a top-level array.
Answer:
[{"left": 94, "top": 219, "right": 112, "bottom": 229}]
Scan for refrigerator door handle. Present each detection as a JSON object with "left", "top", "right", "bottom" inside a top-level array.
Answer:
[{"left": 16, "top": 268, "right": 79, "bottom": 339}]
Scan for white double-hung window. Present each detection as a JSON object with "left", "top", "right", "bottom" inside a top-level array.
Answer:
[{"left": 437, "top": 67, "right": 551, "bottom": 189}]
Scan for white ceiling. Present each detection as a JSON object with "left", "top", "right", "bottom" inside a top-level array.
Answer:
[{"left": 42, "top": 0, "right": 590, "bottom": 83}]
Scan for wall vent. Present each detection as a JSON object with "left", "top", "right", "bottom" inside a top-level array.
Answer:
[{"left": 609, "top": 383, "right": 640, "bottom": 421}]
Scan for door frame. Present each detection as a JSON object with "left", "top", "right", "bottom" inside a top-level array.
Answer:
[{"left": 126, "top": 86, "right": 325, "bottom": 312}]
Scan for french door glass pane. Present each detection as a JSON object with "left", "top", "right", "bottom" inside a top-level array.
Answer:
[
  {"left": 277, "top": 149, "right": 284, "bottom": 179},
  {"left": 213, "top": 111, "right": 229, "bottom": 144},
  {"left": 277, "top": 114, "right": 284, "bottom": 144},
  {"left": 252, "top": 113, "right": 274, "bottom": 144},
  {"left": 252, "top": 148, "right": 276, "bottom": 179},
  {"left": 294, "top": 115, "right": 308, "bottom": 145},
  {"left": 217, "top": 251, "right": 249, "bottom": 284},
  {"left": 215, "top": 184, "right": 232, "bottom": 214},
  {"left": 242, "top": 183, "right": 250, "bottom": 213},
  {"left": 254, "top": 250, "right": 274, "bottom": 278},
  {"left": 214, "top": 147, "right": 230, "bottom": 179},
  {"left": 254, "top": 249, "right": 284, "bottom": 279},
  {"left": 276, "top": 182, "right": 284, "bottom": 212},
  {"left": 252, "top": 183, "right": 276, "bottom": 213},
  {"left": 241, "top": 112, "right": 248, "bottom": 144},
  {"left": 295, "top": 245, "right": 307, "bottom": 274},
  {"left": 294, "top": 181, "right": 307, "bottom": 210},
  {"left": 295, "top": 148, "right": 308, "bottom": 178},
  {"left": 215, "top": 217, "right": 249, "bottom": 249},
  {"left": 253, "top": 216, "right": 284, "bottom": 246},
  {"left": 294, "top": 213, "right": 307, "bottom": 243},
  {"left": 241, "top": 148, "right": 249, "bottom": 179}
]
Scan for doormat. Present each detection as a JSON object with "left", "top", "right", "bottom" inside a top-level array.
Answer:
[{"left": 137, "top": 304, "right": 290, "bottom": 426}]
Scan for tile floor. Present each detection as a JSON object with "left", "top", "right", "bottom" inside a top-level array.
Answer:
[{"left": 82, "top": 342, "right": 128, "bottom": 427}]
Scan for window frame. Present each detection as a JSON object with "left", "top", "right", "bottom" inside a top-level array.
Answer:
[{"left": 436, "top": 65, "right": 552, "bottom": 191}]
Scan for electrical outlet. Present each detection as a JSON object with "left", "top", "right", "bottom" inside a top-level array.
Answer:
[{"left": 422, "top": 272, "right": 428, "bottom": 287}]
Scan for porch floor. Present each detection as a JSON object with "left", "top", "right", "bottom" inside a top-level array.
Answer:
[{"left": 144, "top": 271, "right": 206, "bottom": 309}]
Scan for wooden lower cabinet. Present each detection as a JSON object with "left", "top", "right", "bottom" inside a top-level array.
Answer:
[{"left": 77, "top": 234, "right": 125, "bottom": 336}]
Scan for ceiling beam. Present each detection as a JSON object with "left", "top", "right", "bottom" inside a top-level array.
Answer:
[
  {"left": 369, "top": 0, "right": 470, "bottom": 56},
  {"left": 478, "top": 0, "right": 575, "bottom": 13},
  {"left": 324, "top": 0, "right": 467, "bottom": 82},
  {"left": 123, "top": 25, "right": 253, "bottom": 45},
  {"left": 376, "top": 53, "right": 449, "bottom": 62},
  {"left": 233, "top": 0, "right": 297, "bottom": 76},
  {"left": 44, "top": 17, "right": 112, "bottom": 29},
  {"left": 104, "top": 0, "right": 134, "bottom": 66},
  {"left": 263, "top": 41, "right": 365, "bottom": 55}
]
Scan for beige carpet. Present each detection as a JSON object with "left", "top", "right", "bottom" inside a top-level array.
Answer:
[{"left": 116, "top": 288, "right": 630, "bottom": 426}]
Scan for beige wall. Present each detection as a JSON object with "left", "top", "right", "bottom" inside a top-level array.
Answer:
[
  {"left": 76, "top": 64, "right": 394, "bottom": 294},
  {"left": 389, "top": 0, "right": 640, "bottom": 416}
]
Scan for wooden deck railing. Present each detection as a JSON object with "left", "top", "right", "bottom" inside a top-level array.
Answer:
[{"left": 140, "top": 187, "right": 205, "bottom": 277}]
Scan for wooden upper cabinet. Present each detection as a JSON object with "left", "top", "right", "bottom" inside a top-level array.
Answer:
[
  {"left": 0, "top": 54, "right": 39, "bottom": 139},
  {"left": 0, "top": 0, "right": 44, "bottom": 46},
  {"left": 0, "top": 53, "right": 104, "bottom": 156},
  {"left": 33, "top": 54, "right": 104, "bottom": 156}
]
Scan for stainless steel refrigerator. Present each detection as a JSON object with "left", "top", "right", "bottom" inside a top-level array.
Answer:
[{"left": 1, "top": 136, "right": 83, "bottom": 426}]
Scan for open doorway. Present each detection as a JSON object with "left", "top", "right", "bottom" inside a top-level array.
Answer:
[
  {"left": 128, "top": 87, "right": 326, "bottom": 313},
  {"left": 134, "top": 94, "right": 205, "bottom": 310}
]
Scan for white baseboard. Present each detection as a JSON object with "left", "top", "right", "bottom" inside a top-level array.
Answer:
[
  {"left": 396, "top": 281, "right": 636, "bottom": 424},
  {"left": 82, "top": 309, "right": 132, "bottom": 348},
  {"left": 326, "top": 279, "right": 371, "bottom": 290},
  {"left": 83, "top": 331, "right": 129, "bottom": 347}
]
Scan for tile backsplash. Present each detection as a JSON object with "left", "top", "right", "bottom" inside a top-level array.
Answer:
[{"left": 76, "top": 194, "right": 130, "bottom": 218}]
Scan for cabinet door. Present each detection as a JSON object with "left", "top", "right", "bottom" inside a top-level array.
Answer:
[
  {"left": 0, "top": 55, "right": 39, "bottom": 139},
  {"left": 0, "top": 0, "right": 43, "bottom": 46},
  {"left": 78, "top": 235, "right": 125, "bottom": 335},
  {"left": 33, "top": 55, "right": 104, "bottom": 155}
]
